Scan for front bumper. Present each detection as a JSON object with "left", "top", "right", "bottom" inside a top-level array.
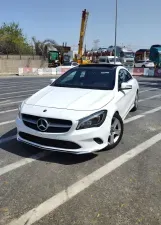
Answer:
[{"left": 16, "top": 116, "right": 111, "bottom": 154}]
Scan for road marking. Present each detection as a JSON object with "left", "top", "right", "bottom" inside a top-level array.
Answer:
[
  {"left": 0, "top": 100, "right": 22, "bottom": 106},
  {"left": 0, "top": 94, "right": 31, "bottom": 101},
  {"left": 124, "top": 115, "right": 144, "bottom": 123},
  {"left": 0, "top": 89, "right": 39, "bottom": 97},
  {"left": 139, "top": 88, "right": 159, "bottom": 93},
  {"left": 0, "top": 120, "right": 15, "bottom": 126},
  {"left": 0, "top": 109, "right": 18, "bottom": 114},
  {"left": 0, "top": 135, "right": 16, "bottom": 144},
  {"left": 0, "top": 81, "right": 48, "bottom": 87},
  {"left": 8, "top": 132, "right": 161, "bottom": 225},
  {"left": 144, "top": 105, "right": 161, "bottom": 114},
  {"left": 139, "top": 94, "right": 161, "bottom": 102},
  {"left": 0, "top": 100, "right": 11, "bottom": 103},
  {"left": 0, "top": 151, "right": 51, "bottom": 177},
  {"left": 124, "top": 105, "right": 161, "bottom": 123}
]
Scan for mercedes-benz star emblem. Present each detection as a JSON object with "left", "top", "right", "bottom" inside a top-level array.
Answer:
[{"left": 37, "top": 118, "right": 49, "bottom": 132}]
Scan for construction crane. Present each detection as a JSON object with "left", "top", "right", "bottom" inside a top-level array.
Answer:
[{"left": 77, "top": 9, "right": 90, "bottom": 64}]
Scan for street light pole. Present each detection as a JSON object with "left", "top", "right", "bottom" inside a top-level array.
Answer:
[{"left": 114, "top": 0, "right": 118, "bottom": 64}]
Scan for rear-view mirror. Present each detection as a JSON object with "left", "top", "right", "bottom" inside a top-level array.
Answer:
[
  {"left": 50, "top": 78, "right": 56, "bottom": 84},
  {"left": 120, "top": 82, "right": 132, "bottom": 90}
]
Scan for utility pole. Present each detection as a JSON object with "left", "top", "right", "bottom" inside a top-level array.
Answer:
[{"left": 114, "top": 0, "right": 118, "bottom": 64}]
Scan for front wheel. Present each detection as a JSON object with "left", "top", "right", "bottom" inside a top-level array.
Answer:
[{"left": 106, "top": 113, "right": 124, "bottom": 150}]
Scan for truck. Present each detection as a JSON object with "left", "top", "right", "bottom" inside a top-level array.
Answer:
[
  {"left": 149, "top": 45, "right": 161, "bottom": 67},
  {"left": 107, "top": 46, "right": 135, "bottom": 67},
  {"left": 48, "top": 50, "right": 61, "bottom": 68}
]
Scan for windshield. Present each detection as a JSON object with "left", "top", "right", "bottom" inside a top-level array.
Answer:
[
  {"left": 62, "top": 62, "right": 71, "bottom": 66},
  {"left": 123, "top": 52, "right": 134, "bottom": 58},
  {"left": 52, "top": 67, "right": 116, "bottom": 90},
  {"left": 109, "top": 58, "right": 120, "bottom": 62}
]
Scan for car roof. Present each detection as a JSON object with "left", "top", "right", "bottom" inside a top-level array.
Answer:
[{"left": 78, "top": 63, "right": 121, "bottom": 68}]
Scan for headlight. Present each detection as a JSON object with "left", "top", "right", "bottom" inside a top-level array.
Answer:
[
  {"left": 18, "top": 101, "right": 24, "bottom": 119},
  {"left": 76, "top": 110, "right": 107, "bottom": 130}
]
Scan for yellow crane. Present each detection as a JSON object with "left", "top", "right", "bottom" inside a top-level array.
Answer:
[{"left": 77, "top": 9, "right": 90, "bottom": 64}]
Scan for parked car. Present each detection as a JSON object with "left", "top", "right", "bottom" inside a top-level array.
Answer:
[
  {"left": 134, "top": 59, "right": 154, "bottom": 68},
  {"left": 62, "top": 62, "right": 79, "bottom": 67},
  {"left": 98, "top": 56, "right": 122, "bottom": 65},
  {"left": 97, "top": 48, "right": 108, "bottom": 54},
  {"left": 17, "top": 64, "right": 139, "bottom": 154}
]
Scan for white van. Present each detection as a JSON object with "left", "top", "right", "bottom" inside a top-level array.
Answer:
[{"left": 98, "top": 56, "right": 122, "bottom": 65}]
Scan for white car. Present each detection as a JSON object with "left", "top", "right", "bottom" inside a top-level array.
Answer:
[
  {"left": 62, "top": 62, "right": 79, "bottom": 67},
  {"left": 134, "top": 59, "right": 154, "bottom": 68},
  {"left": 97, "top": 48, "right": 108, "bottom": 54},
  {"left": 16, "top": 64, "right": 139, "bottom": 154},
  {"left": 98, "top": 56, "right": 122, "bottom": 65}
]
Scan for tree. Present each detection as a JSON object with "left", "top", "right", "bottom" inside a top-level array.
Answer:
[
  {"left": 32, "top": 37, "right": 59, "bottom": 58},
  {"left": 0, "top": 22, "right": 32, "bottom": 55}
]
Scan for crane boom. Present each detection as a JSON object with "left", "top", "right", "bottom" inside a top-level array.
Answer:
[{"left": 78, "top": 9, "right": 89, "bottom": 57}]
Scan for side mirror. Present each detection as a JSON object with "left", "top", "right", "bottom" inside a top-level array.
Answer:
[
  {"left": 50, "top": 78, "right": 56, "bottom": 84},
  {"left": 120, "top": 82, "right": 132, "bottom": 90}
]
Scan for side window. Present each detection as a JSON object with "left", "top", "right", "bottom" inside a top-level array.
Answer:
[{"left": 118, "top": 69, "right": 132, "bottom": 85}]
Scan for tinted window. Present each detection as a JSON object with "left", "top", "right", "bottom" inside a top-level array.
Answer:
[
  {"left": 63, "top": 62, "right": 71, "bottom": 66},
  {"left": 72, "top": 62, "right": 78, "bottom": 66},
  {"left": 109, "top": 58, "right": 120, "bottom": 63},
  {"left": 52, "top": 67, "right": 116, "bottom": 90},
  {"left": 99, "top": 58, "right": 106, "bottom": 62},
  {"left": 118, "top": 69, "right": 132, "bottom": 84}
]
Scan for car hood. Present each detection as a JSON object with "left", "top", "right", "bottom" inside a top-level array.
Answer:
[{"left": 25, "top": 86, "right": 114, "bottom": 111}]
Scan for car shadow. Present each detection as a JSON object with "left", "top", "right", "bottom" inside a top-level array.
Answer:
[{"left": 0, "top": 128, "right": 97, "bottom": 165}]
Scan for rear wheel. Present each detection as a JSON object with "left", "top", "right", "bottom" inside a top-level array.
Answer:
[{"left": 106, "top": 113, "right": 124, "bottom": 150}]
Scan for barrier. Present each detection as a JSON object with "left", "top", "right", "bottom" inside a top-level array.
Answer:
[
  {"left": 18, "top": 67, "right": 161, "bottom": 78},
  {"left": 18, "top": 66, "right": 73, "bottom": 76},
  {"left": 56, "top": 66, "right": 73, "bottom": 75}
]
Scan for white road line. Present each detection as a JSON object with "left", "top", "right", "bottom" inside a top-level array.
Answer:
[
  {"left": 139, "top": 88, "right": 160, "bottom": 93},
  {"left": 124, "top": 105, "right": 161, "bottom": 123},
  {"left": 0, "top": 89, "right": 39, "bottom": 96},
  {"left": 0, "top": 109, "right": 18, "bottom": 114},
  {"left": 0, "top": 151, "right": 51, "bottom": 176},
  {"left": 143, "top": 105, "right": 161, "bottom": 114},
  {"left": 0, "top": 135, "right": 16, "bottom": 144},
  {"left": 139, "top": 94, "right": 161, "bottom": 102},
  {"left": 0, "top": 120, "right": 15, "bottom": 126},
  {"left": 0, "top": 94, "right": 31, "bottom": 101},
  {"left": 124, "top": 115, "right": 144, "bottom": 123},
  {"left": 8, "top": 132, "right": 161, "bottom": 225},
  {"left": 0, "top": 100, "right": 11, "bottom": 103},
  {"left": 0, "top": 100, "right": 22, "bottom": 106},
  {"left": 0, "top": 81, "right": 48, "bottom": 87}
]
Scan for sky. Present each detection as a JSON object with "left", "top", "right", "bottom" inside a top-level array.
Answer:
[{"left": 0, "top": 0, "right": 161, "bottom": 51}]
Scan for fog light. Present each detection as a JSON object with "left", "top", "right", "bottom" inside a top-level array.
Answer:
[{"left": 94, "top": 138, "right": 103, "bottom": 144}]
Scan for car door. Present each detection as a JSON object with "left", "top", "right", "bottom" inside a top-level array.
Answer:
[{"left": 115, "top": 68, "right": 135, "bottom": 119}]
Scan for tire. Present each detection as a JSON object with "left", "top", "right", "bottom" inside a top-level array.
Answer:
[
  {"left": 131, "top": 92, "right": 139, "bottom": 112},
  {"left": 105, "top": 113, "right": 124, "bottom": 150}
]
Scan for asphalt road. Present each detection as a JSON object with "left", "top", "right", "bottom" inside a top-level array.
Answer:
[{"left": 0, "top": 76, "right": 161, "bottom": 225}]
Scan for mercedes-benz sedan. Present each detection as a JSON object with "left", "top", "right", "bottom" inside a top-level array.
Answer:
[{"left": 16, "top": 64, "right": 139, "bottom": 154}]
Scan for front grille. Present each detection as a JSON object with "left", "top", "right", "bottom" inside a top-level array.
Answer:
[
  {"left": 22, "top": 114, "right": 72, "bottom": 133},
  {"left": 19, "top": 132, "right": 81, "bottom": 149}
]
